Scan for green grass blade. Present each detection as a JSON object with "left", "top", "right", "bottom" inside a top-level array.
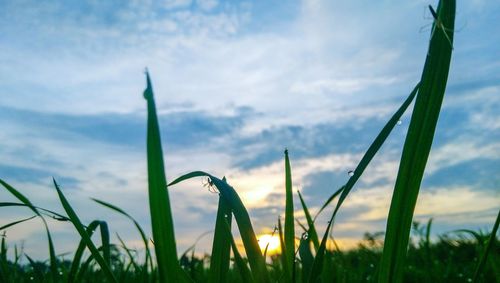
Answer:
[
  {"left": 53, "top": 179, "right": 117, "bottom": 283},
  {"left": 0, "top": 215, "right": 37, "bottom": 231},
  {"left": 143, "top": 71, "right": 181, "bottom": 282},
  {"left": 297, "top": 191, "right": 319, "bottom": 251},
  {"left": 298, "top": 232, "right": 314, "bottom": 283},
  {"left": 223, "top": 218, "right": 254, "bottom": 283},
  {"left": 0, "top": 202, "right": 70, "bottom": 221},
  {"left": 169, "top": 171, "right": 269, "bottom": 282},
  {"left": 0, "top": 235, "right": 7, "bottom": 283},
  {"left": 314, "top": 82, "right": 420, "bottom": 223},
  {"left": 116, "top": 233, "right": 141, "bottom": 273},
  {"left": 307, "top": 82, "right": 421, "bottom": 283},
  {"left": 68, "top": 220, "right": 101, "bottom": 283},
  {"left": 99, "top": 221, "right": 111, "bottom": 268},
  {"left": 26, "top": 255, "right": 44, "bottom": 282},
  {"left": 284, "top": 149, "right": 295, "bottom": 282},
  {"left": 378, "top": 1, "right": 456, "bottom": 282},
  {"left": 0, "top": 179, "right": 59, "bottom": 283},
  {"left": 208, "top": 194, "right": 233, "bottom": 283},
  {"left": 91, "top": 198, "right": 153, "bottom": 275},
  {"left": 473, "top": 209, "right": 500, "bottom": 282},
  {"left": 314, "top": 186, "right": 344, "bottom": 220},
  {"left": 278, "top": 217, "right": 291, "bottom": 282}
]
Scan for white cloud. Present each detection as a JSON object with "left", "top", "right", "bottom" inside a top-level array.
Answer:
[
  {"left": 163, "top": 0, "right": 193, "bottom": 9},
  {"left": 197, "top": 0, "right": 218, "bottom": 11}
]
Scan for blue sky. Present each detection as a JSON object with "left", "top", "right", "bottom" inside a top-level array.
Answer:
[{"left": 0, "top": 0, "right": 499, "bottom": 260}]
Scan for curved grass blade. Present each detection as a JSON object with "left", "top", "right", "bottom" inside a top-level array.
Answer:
[
  {"left": 308, "top": 82, "right": 421, "bottom": 283},
  {"left": 297, "top": 191, "right": 319, "bottom": 251},
  {"left": 0, "top": 179, "right": 59, "bottom": 283},
  {"left": 143, "top": 71, "right": 181, "bottom": 283},
  {"left": 0, "top": 202, "right": 70, "bottom": 221},
  {"left": 473, "top": 209, "right": 500, "bottom": 283},
  {"left": 0, "top": 215, "right": 37, "bottom": 231},
  {"left": 91, "top": 198, "right": 152, "bottom": 275},
  {"left": 315, "top": 82, "right": 421, "bottom": 222},
  {"left": 99, "top": 221, "right": 111, "bottom": 268},
  {"left": 68, "top": 220, "right": 101, "bottom": 283},
  {"left": 169, "top": 171, "right": 269, "bottom": 282},
  {"left": 209, "top": 194, "right": 233, "bottom": 283},
  {"left": 378, "top": 1, "right": 456, "bottom": 282},
  {"left": 314, "top": 186, "right": 344, "bottom": 221},
  {"left": 53, "top": 179, "right": 117, "bottom": 283},
  {"left": 284, "top": 149, "right": 295, "bottom": 282}
]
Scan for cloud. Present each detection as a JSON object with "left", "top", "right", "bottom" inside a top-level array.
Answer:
[{"left": 0, "top": 0, "right": 499, "bottom": 260}]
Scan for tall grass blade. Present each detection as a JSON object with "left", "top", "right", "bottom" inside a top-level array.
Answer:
[
  {"left": 169, "top": 171, "right": 270, "bottom": 282},
  {"left": 208, "top": 193, "right": 233, "bottom": 283},
  {"left": 284, "top": 149, "right": 295, "bottom": 282},
  {"left": 143, "top": 71, "right": 181, "bottom": 282},
  {"left": 473, "top": 209, "right": 500, "bottom": 282},
  {"left": 378, "top": 1, "right": 456, "bottom": 282},
  {"left": 53, "top": 179, "right": 117, "bottom": 283},
  {"left": 0, "top": 179, "right": 59, "bottom": 283},
  {"left": 297, "top": 191, "right": 319, "bottom": 250}
]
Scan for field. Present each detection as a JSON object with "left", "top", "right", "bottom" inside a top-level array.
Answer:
[{"left": 1, "top": 0, "right": 499, "bottom": 282}]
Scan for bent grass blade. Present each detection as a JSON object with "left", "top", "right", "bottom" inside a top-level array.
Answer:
[
  {"left": 169, "top": 171, "right": 270, "bottom": 283},
  {"left": 53, "top": 179, "right": 117, "bottom": 283},
  {"left": 0, "top": 179, "right": 60, "bottom": 283},
  {"left": 92, "top": 198, "right": 153, "bottom": 277}
]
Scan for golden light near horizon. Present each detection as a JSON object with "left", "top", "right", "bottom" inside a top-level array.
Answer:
[{"left": 257, "top": 234, "right": 281, "bottom": 255}]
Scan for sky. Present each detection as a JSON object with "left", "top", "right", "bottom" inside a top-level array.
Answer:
[{"left": 0, "top": 0, "right": 499, "bottom": 260}]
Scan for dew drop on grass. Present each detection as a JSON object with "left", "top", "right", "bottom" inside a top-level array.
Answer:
[
  {"left": 348, "top": 170, "right": 354, "bottom": 177},
  {"left": 467, "top": 279, "right": 472, "bottom": 282},
  {"left": 397, "top": 119, "right": 402, "bottom": 125},
  {"left": 30, "top": 277, "right": 34, "bottom": 281},
  {"left": 369, "top": 263, "right": 374, "bottom": 268},
  {"left": 302, "top": 232, "right": 309, "bottom": 240},
  {"left": 458, "top": 273, "right": 463, "bottom": 278}
]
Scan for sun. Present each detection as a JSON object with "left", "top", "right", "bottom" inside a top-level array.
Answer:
[{"left": 257, "top": 234, "right": 281, "bottom": 255}]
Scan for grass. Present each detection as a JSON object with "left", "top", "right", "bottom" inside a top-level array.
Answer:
[{"left": 0, "top": 0, "right": 499, "bottom": 282}]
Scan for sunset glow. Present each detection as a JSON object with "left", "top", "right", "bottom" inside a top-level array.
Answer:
[{"left": 257, "top": 234, "right": 281, "bottom": 256}]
